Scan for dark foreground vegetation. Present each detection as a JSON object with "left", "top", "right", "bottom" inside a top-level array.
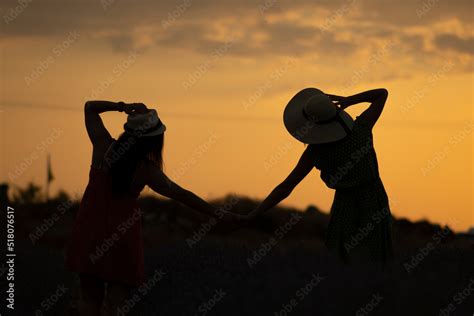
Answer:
[{"left": 2, "top": 184, "right": 473, "bottom": 315}]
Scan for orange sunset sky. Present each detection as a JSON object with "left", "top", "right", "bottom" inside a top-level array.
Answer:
[{"left": 1, "top": 0, "right": 472, "bottom": 231}]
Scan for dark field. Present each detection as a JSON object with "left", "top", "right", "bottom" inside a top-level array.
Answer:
[{"left": 3, "top": 195, "right": 474, "bottom": 316}]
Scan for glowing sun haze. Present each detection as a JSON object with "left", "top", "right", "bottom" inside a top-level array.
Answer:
[{"left": 1, "top": 0, "right": 472, "bottom": 231}]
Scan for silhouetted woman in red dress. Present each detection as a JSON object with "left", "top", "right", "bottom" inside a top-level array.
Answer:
[{"left": 65, "top": 101, "right": 236, "bottom": 316}]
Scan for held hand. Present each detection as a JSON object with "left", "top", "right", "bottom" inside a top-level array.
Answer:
[
  {"left": 246, "top": 208, "right": 261, "bottom": 220},
  {"left": 221, "top": 211, "right": 248, "bottom": 222},
  {"left": 125, "top": 103, "right": 148, "bottom": 115},
  {"left": 326, "top": 94, "right": 350, "bottom": 110}
]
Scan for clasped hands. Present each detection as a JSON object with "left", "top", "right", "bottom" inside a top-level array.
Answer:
[
  {"left": 120, "top": 102, "right": 149, "bottom": 115},
  {"left": 214, "top": 207, "right": 261, "bottom": 224},
  {"left": 325, "top": 94, "right": 350, "bottom": 110}
]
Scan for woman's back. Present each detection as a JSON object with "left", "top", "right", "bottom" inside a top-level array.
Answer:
[
  {"left": 65, "top": 139, "right": 147, "bottom": 286},
  {"left": 309, "top": 116, "right": 381, "bottom": 190},
  {"left": 309, "top": 116, "right": 393, "bottom": 263}
]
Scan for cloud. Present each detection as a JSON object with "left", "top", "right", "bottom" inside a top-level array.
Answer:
[
  {"left": 434, "top": 34, "right": 474, "bottom": 55},
  {"left": 355, "top": 0, "right": 473, "bottom": 26},
  {"left": 92, "top": 18, "right": 358, "bottom": 59},
  {"left": 1, "top": 0, "right": 472, "bottom": 39},
  {"left": 1, "top": 0, "right": 472, "bottom": 80}
]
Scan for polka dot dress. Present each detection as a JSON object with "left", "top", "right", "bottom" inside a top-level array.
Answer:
[{"left": 308, "top": 116, "right": 393, "bottom": 264}]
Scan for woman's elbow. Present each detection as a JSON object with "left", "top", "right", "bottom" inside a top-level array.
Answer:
[{"left": 84, "top": 101, "right": 92, "bottom": 112}]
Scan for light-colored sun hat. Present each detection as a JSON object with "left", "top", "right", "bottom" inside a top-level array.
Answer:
[
  {"left": 283, "top": 88, "right": 354, "bottom": 144},
  {"left": 124, "top": 109, "right": 166, "bottom": 137}
]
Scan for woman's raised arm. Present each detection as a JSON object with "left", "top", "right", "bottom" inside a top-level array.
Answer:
[
  {"left": 327, "top": 89, "right": 388, "bottom": 129},
  {"left": 84, "top": 101, "right": 149, "bottom": 146},
  {"left": 84, "top": 101, "right": 126, "bottom": 146}
]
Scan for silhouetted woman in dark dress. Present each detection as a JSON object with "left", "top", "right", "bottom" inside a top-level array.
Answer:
[{"left": 250, "top": 88, "right": 393, "bottom": 264}]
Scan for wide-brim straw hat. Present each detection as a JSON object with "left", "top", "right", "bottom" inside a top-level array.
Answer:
[
  {"left": 283, "top": 88, "right": 354, "bottom": 144},
  {"left": 124, "top": 109, "right": 166, "bottom": 137}
]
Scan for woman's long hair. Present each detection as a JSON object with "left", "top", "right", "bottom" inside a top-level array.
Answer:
[{"left": 106, "top": 131, "right": 164, "bottom": 197}]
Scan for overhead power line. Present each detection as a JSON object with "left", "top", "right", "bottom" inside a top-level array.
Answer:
[{"left": 0, "top": 101, "right": 472, "bottom": 129}]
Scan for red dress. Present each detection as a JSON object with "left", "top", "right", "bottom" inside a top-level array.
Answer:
[{"left": 65, "top": 164, "right": 145, "bottom": 287}]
